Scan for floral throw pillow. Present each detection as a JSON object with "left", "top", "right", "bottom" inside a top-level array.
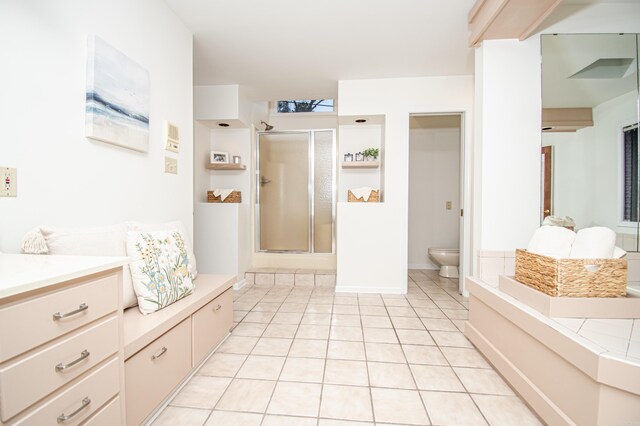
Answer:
[{"left": 126, "top": 230, "right": 195, "bottom": 315}]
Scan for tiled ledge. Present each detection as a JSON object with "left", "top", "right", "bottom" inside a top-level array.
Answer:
[{"left": 244, "top": 268, "right": 336, "bottom": 287}]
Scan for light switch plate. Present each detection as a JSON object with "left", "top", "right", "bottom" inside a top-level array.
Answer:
[
  {"left": 446, "top": 201, "right": 452, "bottom": 210},
  {"left": 1, "top": 167, "right": 17, "bottom": 197},
  {"left": 164, "top": 121, "right": 180, "bottom": 153},
  {"left": 164, "top": 157, "right": 177, "bottom": 174}
]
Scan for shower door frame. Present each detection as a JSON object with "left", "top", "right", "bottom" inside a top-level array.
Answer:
[{"left": 255, "top": 129, "right": 336, "bottom": 254}]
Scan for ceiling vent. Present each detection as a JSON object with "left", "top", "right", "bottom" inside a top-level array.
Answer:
[{"left": 569, "top": 58, "right": 635, "bottom": 79}]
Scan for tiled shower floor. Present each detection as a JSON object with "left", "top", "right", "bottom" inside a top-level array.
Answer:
[{"left": 150, "top": 270, "right": 542, "bottom": 426}]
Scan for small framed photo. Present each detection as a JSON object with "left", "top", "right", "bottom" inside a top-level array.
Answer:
[{"left": 210, "top": 151, "right": 229, "bottom": 163}]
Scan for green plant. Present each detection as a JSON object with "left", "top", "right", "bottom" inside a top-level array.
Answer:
[{"left": 363, "top": 147, "right": 379, "bottom": 159}]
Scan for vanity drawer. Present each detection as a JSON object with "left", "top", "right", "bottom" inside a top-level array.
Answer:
[
  {"left": 0, "top": 316, "right": 118, "bottom": 421},
  {"left": 0, "top": 272, "right": 118, "bottom": 363},
  {"left": 192, "top": 289, "right": 233, "bottom": 365},
  {"left": 81, "top": 396, "right": 121, "bottom": 426},
  {"left": 125, "top": 318, "right": 191, "bottom": 426},
  {"left": 12, "top": 358, "right": 119, "bottom": 426}
]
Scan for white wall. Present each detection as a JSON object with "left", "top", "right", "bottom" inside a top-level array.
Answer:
[
  {"left": 408, "top": 127, "right": 461, "bottom": 269},
  {"left": 0, "top": 0, "right": 193, "bottom": 253},
  {"left": 337, "top": 76, "right": 474, "bottom": 293}
]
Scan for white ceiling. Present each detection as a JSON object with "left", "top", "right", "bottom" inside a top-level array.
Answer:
[{"left": 164, "top": 0, "right": 476, "bottom": 101}]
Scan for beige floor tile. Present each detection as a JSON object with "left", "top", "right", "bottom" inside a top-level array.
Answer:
[
  {"left": 431, "top": 331, "right": 474, "bottom": 348},
  {"left": 442, "top": 308, "right": 469, "bottom": 320},
  {"left": 262, "top": 415, "right": 318, "bottom": 426},
  {"left": 332, "top": 304, "right": 360, "bottom": 315},
  {"left": 243, "top": 311, "right": 276, "bottom": 324},
  {"left": 152, "top": 406, "right": 210, "bottom": 426},
  {"left": 331, "top": 314, "right": 361, "bottom": 327},
  {"left": 320, "top": 385, "right": 373, "bottom": 422},
  {"left": 386, "top": 306, "right": 418, "bottom": 317},
  {"left": 285, "top": 296, "right": 310, "bottom": 304},
  {"left": 472, "top": 394, "right": 543, "bottom": 426},
  {"left": 410, "top": 364, "right": 465, "bottom": 391},
  {"left": 171, "top": 376, "right": 231, "bottom": 409},
  {"left": 421, "top": 318, "right": 458, "bottom": 331},
  {"left": 383, "top": 298, "right": 411, "bottom": 307},
  {"left": 327, "top": 340, "right": 366, "bottom": 360},
  {"left": 280, "top": 357, "right": 325, "bottom": 383},
  {"left": 361, "top": 315, "right": 393, "bottom": 329},
  {"left": 302, "top": 313, "right": 332, "bottom": 325},
  {"left": 272, "top": 312, "right": 304, "bottom": 325},
  {"left": 217, "top": 336, "right": 258, "bottom": 354},
  {"left": 275, "top": 273, "right": 295, "bottom": 286},
  {"left": 362, "top": 327, "right": 398, "bottom": 344},
  {"left": 289, "top": 339, "right": 328, "bottom": 358},
  {"left": 334, "top": 296, "right": 358, "bottom": 305},
  {"left": 408, "top": 298, "right": 437, "bottom": 308},
  {"left": 421, "top": 391, "right": 487, "bottom": 426},
  {"left": 358, "top": 296, "right": 384, "bottom": 306},
  {"left": 318, "top": 420, "right": 374, "bottom": 426},
  {"left": 236, "top": 355, "right": 286, "bottom": 380},
  {"left": 204, "top": 410, "right": 263, "bottom": 426},
  {"left": 453, "top": 319, "right": 467, "bottom": 332},
  {"left": 329, "top": 325, "right": 364, "bottom": 341},
  {"left": 414, "top": 307, "right": 448, "bottom": 318},
  {"left": 267, "top": 381, "right": 322, "bottom": 417},
  {"left": 216, "top": 378, "right": 276, "bottom": 413},
  {"left": 454, "top": 367, "right": 514, "bottom": 395},
  {"left": 296, "top": 324, "right": 330, "bottom": 339},
  {"left": 358, "top": 306, "right": 388, "bottom": 316},
  {"left": 234, "top": 310, "right": 249, "bottom": 322},
  {"left": 295, "top": 273, "right": 315, "bottom": 286},
  {"left": 306, "top": 303, "right": 333, "bottom": 314},
  {"left": 368, "top": 362, "right": 415, "bottom": 389},
  {"left": 391, "top": 316, "right": 425, "bottom": 330},
  {"left": 396, "top": 329, "right": 435, "bottom": 345},
  {"left": 263, "top": 323, "right": 299, "bottom": 339},
  {"left": 364, "top": 342, "right": 406, "bottom": 363},
  {"left": 252, "top": 302, "right": 282, "bottom": 312},
  {"left": 255, "top": 273, "right": 276, "bottom": 285},
  {"left": 441, "top": 347, "right": 491, "bottom": 368},
  {"left": 252, "top": 338, "right": 293, "bottom": 356},
  {"left": 316, "top": 274, "right": 337, "bottom": 287},
  {"left": 324, "top": 359, "right": 369, "bottom": 386},
  {"left": 278, "top": 303, "right": 307, "bottom": 313},
  {"left": 198, "top": 353, "right": 247, "bottom": 377},
  {"left": 370, "top": 388, "right": 429, "bottom": 425},
  {"left": 232, "top": 322, "right": 268, "bottom": 337}
]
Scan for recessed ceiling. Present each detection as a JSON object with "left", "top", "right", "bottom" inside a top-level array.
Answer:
[{"left": 164, "top": 0, "right": 476, "bottom": 101}]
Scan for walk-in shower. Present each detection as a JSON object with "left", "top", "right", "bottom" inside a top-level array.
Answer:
[{"left": 256, "top": 130, "right": 335, "bottom": 253}]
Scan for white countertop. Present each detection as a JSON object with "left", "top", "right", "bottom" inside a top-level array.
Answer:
[{"left": 0, "top": 254, "right": 129, "bottom": 299}]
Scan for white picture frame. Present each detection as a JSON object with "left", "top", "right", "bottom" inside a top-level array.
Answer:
[{"left": 210, "top": 151, "right": 229, "bottom": 163}]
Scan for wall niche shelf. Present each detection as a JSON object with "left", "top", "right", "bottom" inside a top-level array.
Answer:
[
  {"left": 206, "top": 163, "right": 247, "bottom": 171},
  {"left": 341, "top": 161, "right": 380, "bottom": 169}
]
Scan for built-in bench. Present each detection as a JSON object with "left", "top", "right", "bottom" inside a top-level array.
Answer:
[{"left": 123, "top": 274, "right": 235, "bottom": 425}]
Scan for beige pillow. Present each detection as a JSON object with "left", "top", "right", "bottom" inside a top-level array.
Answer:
[
  {"left": 126, "top": 230, "right": 194, "bottom": 315},
  {"left": 127, "top": 221, "right": 198, "bottom": 278},
  {"left": 40, "top": 224, "right": 137, "bottom": 308}
]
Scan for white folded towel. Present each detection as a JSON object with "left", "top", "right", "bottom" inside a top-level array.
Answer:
[
  {"left": 613, "top": 246, "right": 627, "bottom": 259},
  {"left": 213, "top": 189, "right": 234, "bottom": 201},
  {"left": 350, "top": 187, "right": 375, "bottom": 202},
  {"left": 527, "top": 225, "right": 576, "bottom": 259},
  {"left": 542, "top": 215, "right": 575, "bottom": 228},
  {"left": 569, "top": 227, "right": 616, "bottom": 259}
]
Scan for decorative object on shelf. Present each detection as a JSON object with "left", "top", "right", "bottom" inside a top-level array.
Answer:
[
  {"left": 355, "top": 152, "right": 365, "bottom": 161},
  {"left": 210, "top": 151, "right": 229, "bottom": 163},
  {"left": 348, "top": 188, "right": 380, "bottom": 203},
  {"left": 85, "top": 35, "right": 150, "bottom": 153},
  {"left": 207, "top": 190, "right": 241, "bottom": 203},
  {"left": 363, "top": 147, "right": 379, "bottom": 161},
  {"left": 344, "top": 153, "right": 353, "bottom": 162},
  {"left": 233, "top": 155, "right": 241, "bottom": 164}
]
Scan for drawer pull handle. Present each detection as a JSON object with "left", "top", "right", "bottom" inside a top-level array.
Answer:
[
  {"left": 214, "top": 304, "right": 222, "bottom": 312},
  {"left": 55, "top": 350, "right": 90, "bottom": 372},
  {"left": 57, "top": 397, "right": 91, "bottom": 423},
  {"left": 53, "top": 303, "right": 88, "bottom": 321},
  {"left": 151, "top": 346, "right": 167, "bottom": 360}
]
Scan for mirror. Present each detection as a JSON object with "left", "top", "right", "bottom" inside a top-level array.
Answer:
[{"left": 541, "top": 33, "right": 640, "bottom": 253}]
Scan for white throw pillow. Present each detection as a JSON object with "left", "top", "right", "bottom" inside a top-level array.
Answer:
[
  {"left": 40, "top": 224, "right": 137, "bottom": 308},
  {"left": 127, "top": 221, "right": 198, "bottom": 278},
  {"left": 127, "top": 230, "right": 194, "bottom": 315}
]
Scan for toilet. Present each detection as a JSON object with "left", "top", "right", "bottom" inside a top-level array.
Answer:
[{"left": 428, "top": 248, "right": 460, "bottom": 278}]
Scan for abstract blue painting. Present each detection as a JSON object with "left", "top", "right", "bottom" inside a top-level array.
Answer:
[{"left": 85, "top": 35, "right": 149, "bottom": 152}]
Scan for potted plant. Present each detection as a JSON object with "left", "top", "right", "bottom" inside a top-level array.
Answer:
[{"left": 363, "top": 147, "right": 379, "bottom": 161}]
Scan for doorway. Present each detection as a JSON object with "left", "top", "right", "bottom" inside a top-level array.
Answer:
[{"left": 256, "top": 130, "right": 335, "bottom": 253}]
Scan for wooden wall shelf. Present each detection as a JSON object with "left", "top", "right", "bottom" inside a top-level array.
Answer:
[
  {"left": 206, "top": 163, "right": 246, "bottom": 171},
  {"left": 342, "top": 161, "right": 380, "bottom": 169}
]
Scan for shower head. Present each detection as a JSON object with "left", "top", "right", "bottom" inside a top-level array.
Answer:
[{"left": 261, "top": 120, "right": 274, "bottom": 131}]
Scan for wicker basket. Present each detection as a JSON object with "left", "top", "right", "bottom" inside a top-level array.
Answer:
[
  {"left": 207, "top": 190, "right": 241, "bottom": 203},
  {"left": 514, "top": 249, "right": 627, "bottom": 297},
  {"left": 348, "top": 189, "right": 380, "bottom": 203}
]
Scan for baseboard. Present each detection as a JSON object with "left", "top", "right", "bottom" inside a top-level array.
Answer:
[
  {"left": 233, "top": 278, "right": 246, "bottom": 291},
  {"left": 335, "top": 285, "right": 404, "bottom": 294},
  {"left": 408, "top": 264, "right": 438, "bottom": 270}
]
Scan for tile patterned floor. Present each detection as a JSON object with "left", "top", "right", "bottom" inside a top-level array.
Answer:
[{"left": 151, "top": 269, "right": 542, "bottom": 426}]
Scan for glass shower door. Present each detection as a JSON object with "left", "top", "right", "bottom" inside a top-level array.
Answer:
[{"left": 258, "top": 132, "right": 310, "bottom": 252}]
